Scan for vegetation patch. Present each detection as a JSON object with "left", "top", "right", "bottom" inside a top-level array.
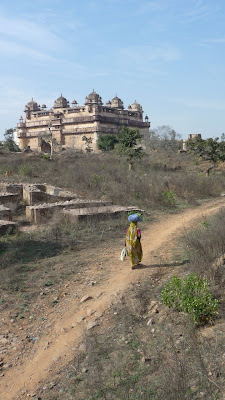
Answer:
[{"left": 161, "top": 274, "right": 219, "bottom": 325}]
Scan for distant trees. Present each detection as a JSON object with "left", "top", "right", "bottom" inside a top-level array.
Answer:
[
  {"left": 146, "top": 125, "right": 181, "bottom": 151},
  {"left": 3, "top": 128, "right": 20, "bottom": 152},
  {"left": 187, "top": 136, "right": 225, "bottom": 175}
]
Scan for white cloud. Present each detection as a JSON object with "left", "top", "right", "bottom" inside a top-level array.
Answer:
[{"left": 0, "top": 13, "right": 64, "bottom": 50}]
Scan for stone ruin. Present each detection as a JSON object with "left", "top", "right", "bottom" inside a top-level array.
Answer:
[{"left": 0, "top": 182, "right": 142, "bottom": 235}]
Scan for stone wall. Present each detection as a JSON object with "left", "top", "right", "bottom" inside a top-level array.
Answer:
[
  {"left": 0, "top": 205, "right": 12, "bottom": 221},
  {"left": 26, "top": 200, "right": 113, "bottom": 224}
]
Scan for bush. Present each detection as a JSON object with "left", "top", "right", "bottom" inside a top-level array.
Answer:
[
  {"left": 18, "top": 164, "right": 33, "bottom": 177},
  {"left": 162, "top": 189, "right": 175, "bottom": 206},
  {"left": 182, "top": 209, "right": 225, "bottom": 285},
  {"left": 97, "top": 134, "right": 118, "bottom": 151},
  {"left": 161, "top": 274, "right": 219, "bottom": 325}
]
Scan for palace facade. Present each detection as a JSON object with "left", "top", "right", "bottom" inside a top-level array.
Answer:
[{"left": 16, "top": 91, "right": 150, "bottom": 152}]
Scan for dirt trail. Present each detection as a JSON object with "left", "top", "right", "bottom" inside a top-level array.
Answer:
[{"left": 1, "top": 198, "right": 224, "bottom": 399}]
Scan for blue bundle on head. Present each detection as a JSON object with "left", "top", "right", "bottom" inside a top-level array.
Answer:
[{"left": 128, "top": 213, "right": 142, "bottom": 222}]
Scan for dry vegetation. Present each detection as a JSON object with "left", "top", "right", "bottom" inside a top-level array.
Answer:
[
  {"left": 32, "top": 209, "right": 225, "bottom": 400},
  {"left": 0, "top": 147, "right": 225, "bottom": 399},
  {"left": 0, "top": 148, "right": 225, "bottom": 210}
]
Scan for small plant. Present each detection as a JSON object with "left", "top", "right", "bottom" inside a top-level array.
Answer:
[
  {"left": 82, "top": 135, "right": 93, "bottom": 153},
  {"left": 161, "top": 274, "right": 219, "bottom": 325},
  {"left": 162, "top": 189, "right": 175, "bottom": 206},
  {"left": 44, "top": 281, "right": 53, "bottom": 287},
  {"left": 42, "top": 154, "right": 50, "bottom": 160},
  {"left": 18, "top": 164, "right": 33, "bottom": 177}
]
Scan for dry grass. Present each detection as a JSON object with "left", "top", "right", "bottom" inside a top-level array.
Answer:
[
  {"left": 36, "top": 275, "right": 224, "bottom": 400},
  {"left": 0, "top": 150, "right": 225, "bottom": 212}
]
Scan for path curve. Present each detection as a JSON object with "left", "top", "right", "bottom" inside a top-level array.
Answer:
[{"left": 1, "top": 198, "right": 224, "bottom": 399}]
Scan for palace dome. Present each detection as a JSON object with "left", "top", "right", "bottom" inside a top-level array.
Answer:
[
  {"left": 111, "top": 95, "right": 124, "bottom": 109},
  {"left": 129, "top": 100, "right": 143, "bottom": 112},
  {"left": 85, "top": 90, "right": 102, "bottom": 105},
  {"left": 25, "top": 98, "right": 40, "bottom": 112},
  {"left": 53, "top": 94, "right": 69, "bottom": 108}
]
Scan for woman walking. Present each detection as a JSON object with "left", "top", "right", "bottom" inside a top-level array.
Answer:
[{"left": 125, "top": 213, "right": 143, "bottom": 269}]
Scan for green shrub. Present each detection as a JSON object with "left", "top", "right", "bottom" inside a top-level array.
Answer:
[
  {"left": 18, "top": 164, "right": 33, "bottom": 177},
  {"left": 162, "top": 189, "right": 175, "bottom": 206},
  {"left": 161, "top": 274, "right": 219, "bottom": 325},
  {"left": 97, "top": 134, "right": 119, "bottom": 151}
]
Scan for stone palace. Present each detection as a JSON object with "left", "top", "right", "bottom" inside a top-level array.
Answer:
[{"left": 16, "top": 90, "right": 150, "bottom": 152}]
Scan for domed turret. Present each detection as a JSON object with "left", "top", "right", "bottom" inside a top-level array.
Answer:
[
  {"left": 53, "top": 94, "right": 69, "bottom": 108},
  {"left": 25, "top": 98, "right": 40, "bottom": 112},
  {"left": 129, "top": 100, "right": 143, "bottom": 113},
  {"left": 85, "top": 90, "right": 102, "bottom": 105},
  {"left": 111, "top": 95, "right": 124, "bottom": 109}
]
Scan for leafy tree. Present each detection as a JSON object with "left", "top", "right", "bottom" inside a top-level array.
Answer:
[
  {"left": 187, "top": 136, "right": 225, "bottom": 175},
  {"left": 82, "top": 135, "right": 93, "bottom": 153},
  {"left": 97, "top": 134, "right": 119, "bottom": 151},
  {"left": 4, "top": 128, "right": 20, "bottom": 152},
  {"left": 221, "top": 132, "right": 225, "bottom": 142},
  {"left": 116, "top": 127, "right": 144, "bottom": 170}
]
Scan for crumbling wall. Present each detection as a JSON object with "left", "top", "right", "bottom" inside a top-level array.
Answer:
[{"left": 0, "top": 205, "right": 12, "bottom": 221}]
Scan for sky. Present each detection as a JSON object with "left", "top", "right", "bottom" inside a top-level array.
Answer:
[{"left": 0, "top": 0, "right": 225, "bottom": 140}]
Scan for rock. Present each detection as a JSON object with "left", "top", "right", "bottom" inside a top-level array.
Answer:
[
  {"left": 77, "top": 316, "right": 85, "bottom": 323},
  {"left": 82, "top": 368, "right": 88, "bottom": 373},
  {"left": 141, "top": 357, "right": 151, "bottom": 363},
  {"left": 80, "top": 295, "right": 93, "bottom": 303},
  {"left": 147, "top": 319, "right": 155, "bottom": 326},
  {"left": 86, "top": 309, "right": 95, "bottom": 317},
  {"left": 3, "top": 363, "right": 12, "bottom": 369},
  {"left": 86, "top": 321, "right": 98, "bottom": 330},
  {"left": 78, "top": 343, "right": 86, "bottom": 353},
  {"left": 0, "top": 338, "right": 8, "bottom": 345},
  {"left": 95, "top": 311, "right": 103, "bottom": 319},
  {"left": 89, "top": 281, "right": 96, "bottom": 286}
]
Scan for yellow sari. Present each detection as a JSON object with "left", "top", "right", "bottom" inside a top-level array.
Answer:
[{"left": 126, "top": 222, "right": 143, "bottom": 267}]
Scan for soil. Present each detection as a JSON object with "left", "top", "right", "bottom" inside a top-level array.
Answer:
[{"left": 1, "top": 197, "right": 224, "bottom": 399}]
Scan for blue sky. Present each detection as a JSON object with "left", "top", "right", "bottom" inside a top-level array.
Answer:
[{"left": 0, "top": 0, "right": 225, "bottom": 140}]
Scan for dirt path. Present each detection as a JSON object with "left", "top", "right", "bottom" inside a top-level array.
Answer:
[{"left": 1, "top": 198, "right": 224, "bottom": 399}]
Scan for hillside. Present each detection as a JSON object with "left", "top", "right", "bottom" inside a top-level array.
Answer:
[{"left": 0, "top": 149, "right": 225, "bottom": 399}]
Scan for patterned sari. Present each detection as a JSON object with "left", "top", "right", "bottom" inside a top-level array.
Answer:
[{"left": 126, "top": 222, "right": 143, "bottom": 267}]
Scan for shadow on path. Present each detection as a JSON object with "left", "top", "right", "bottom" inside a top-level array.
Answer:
[{"left": 132, "top": 259, "right": 190, "bottom": 270}]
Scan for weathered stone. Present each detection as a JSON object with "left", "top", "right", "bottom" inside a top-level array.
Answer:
[
  {"left": 78, "top": 343, "right": 86, "bottom": 353},
  {"left": 80, "top": 295, "right": 93, "bottom": 303},
  {"left": 0, "top": 220, "right": 17, "bottom": 236},
  {"left": 77, "top": 315, "right": 85, "bottom": 323},
  {"left": 86, "top": 321, "right": 98, "bottom": 330},
  {"left": 0, "top": 338, "right": 9, "bottom": 345}
]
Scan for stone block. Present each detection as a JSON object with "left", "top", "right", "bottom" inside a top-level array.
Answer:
[
  {"left": 26, "top": 199, "right": 113, "bottom": 223},
  {"left": 62, "top": 205, "right": 144, "bottom": 221},
  {"left": 0, "top": 220, "right": 17, "bottom": 236},
  {"left": 0, "top": 205, "right": 12, "bottom": 221},
  {"left": 0, "top": 193, "right": 20, "bottom": 211}
]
